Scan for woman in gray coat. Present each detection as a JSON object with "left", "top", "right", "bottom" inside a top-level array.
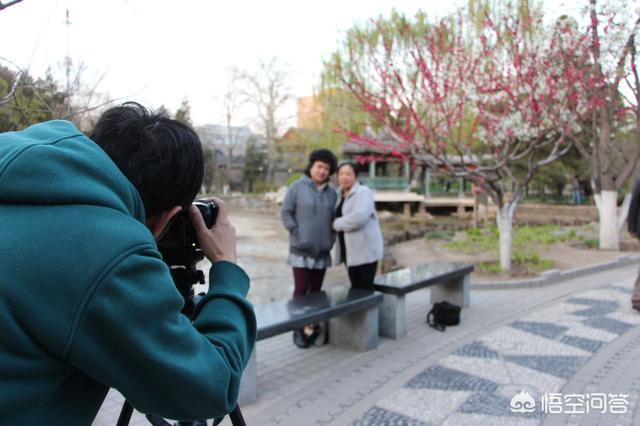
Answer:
[
  {"left": 332, "top": 161, "right": 384, "bottom": 290},
  {"left": 281, "top": 149, "right": 338, "bottom": 347}
]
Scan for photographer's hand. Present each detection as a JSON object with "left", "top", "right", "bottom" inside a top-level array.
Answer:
[{"left": 189, "top": 197, "right": 237, "bottom": 263}]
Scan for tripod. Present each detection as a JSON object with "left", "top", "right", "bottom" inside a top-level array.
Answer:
[{"left": 116, "top": 250, "right": 247, "bottom": 426}]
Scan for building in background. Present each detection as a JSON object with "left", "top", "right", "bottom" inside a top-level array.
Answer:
[{"left": 196, "top": 124, "right": 264, "bottom": 193}]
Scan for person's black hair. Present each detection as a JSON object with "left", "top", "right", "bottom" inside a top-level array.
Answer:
[
  {"left": 90, "top": 102, "right": 204, "bottom": 217},
  {"left": 337, "top": 160, "right": 358, "bottom": 177},
  {"left": 304, "top": 149, "right": 337, "bottom": 179}
]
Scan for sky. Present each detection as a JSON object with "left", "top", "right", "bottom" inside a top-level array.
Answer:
[{"left": 1, "top": 0, "right": 585, "bottom": 128}]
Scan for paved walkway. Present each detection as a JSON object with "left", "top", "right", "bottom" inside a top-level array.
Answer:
[{"left": 93, "top": 264, "right": 640, "bottom": 426}]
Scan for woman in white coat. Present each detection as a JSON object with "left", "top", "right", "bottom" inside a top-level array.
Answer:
[{"left": 332, "top": 161, "right": 384, "bottom": 290}]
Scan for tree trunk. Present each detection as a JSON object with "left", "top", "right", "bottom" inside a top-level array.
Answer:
[
  {"left": 496, "top": 203, "right": 516, "bottom": 271},
  {"left": 595, "top": 190, "right": 619, "bottom": 250}
]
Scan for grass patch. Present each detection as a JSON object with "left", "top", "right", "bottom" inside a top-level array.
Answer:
[
  {"left": 424, "top": 229, "right": 455, "bottom": 241},
  {"left": 443, "top": 227, "right": 498, "bottom": 254},
  {"left": 443, "top": 224, "right": 586, "bottom": 274},
  {"left": 479, "top": 262, "right": 502, "bottom": 274},
  {"left": 584, "top": 238, "right": 599, "bottom": 249}
]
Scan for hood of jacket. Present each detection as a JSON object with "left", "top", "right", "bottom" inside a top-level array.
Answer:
[{"left": 0, "top": 120, "right": 145, "bottom": 222}]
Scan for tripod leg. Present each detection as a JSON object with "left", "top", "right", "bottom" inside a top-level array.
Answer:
[
  {"left": 229, "top": 405, "right": 246, "bottom": 426},
  {"left": 116, "top": 401, "right": 134, "bottom": 426}
]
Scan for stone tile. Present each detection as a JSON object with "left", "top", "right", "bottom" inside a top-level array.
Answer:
[
  {"left": 608, "top": 310, "right": 640, "bottom": 325},
  {"left": 565, "top": 297, "right": 619, "bottom": 317},
  {"left": 533, "top": 303, "right": 582, "bottom": 319},
  {"left": 582, "top": 316, "right": 634, "bottom": 335},
  {"left": 442, "top": 412, "right": 540, "bottom": 426},
  {"left": 453, "top": 340, "right": 500, "bottom": 359},
  {"left": 458, "top": 391, "right": 542, "bottom": 419},
  {"left": 555, "top": 323, "right": 618, "bottom": 343},
  {"left": 504, "top": 355, "right": 589, "bottom": 380},
  {"left": 605, "top": 284, "right": 633, "bottom": 294},
  {"left": 479, "top": 327, "right": 592, "bottom": 357},
  {"left": 559, "top": 335, "right": 607, "bottom": 353},
  {"left": 501, "top": 362, "right": 566, "bottom": 395},
  {"left": 350, "top": 406, "right": 431, "bottom": 426},
  {"left": 405, "top": 365, "right": 500, "bottom": 392},
  {"left": 439, "top": 356, "right": 512, "bottom": 385},
  {"left": 377, "top": 388, "right": 471, "bottom": 425},
  {"left": 511, "top": 321, "right": 569, "bottom": 339}
]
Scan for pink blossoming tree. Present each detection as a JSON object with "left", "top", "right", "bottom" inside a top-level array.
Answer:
[
  {"left": 323, "top": 3, "right": 590, "bottom": 271},
  {"left": 573, "top": 0, "right": 640, "bottom": 250}
]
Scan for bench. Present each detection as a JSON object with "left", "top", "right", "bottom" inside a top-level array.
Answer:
[
  {"left": 239, "top": 287, "right": 383, "bottom": 404},
  {"left": 373, "top": 261, "right": 473, "bottom": 339}
]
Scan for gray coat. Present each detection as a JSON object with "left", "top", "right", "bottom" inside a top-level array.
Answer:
[
  {"left": 333, "top": 181, "right": 384, "bottom": 267},
  {"left": 281, "top": 175, "right": 337, "bottom": 259}
]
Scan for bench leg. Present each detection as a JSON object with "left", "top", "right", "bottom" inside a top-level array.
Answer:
[
  {"left": 329, "top": 306, "right": 379, "bottom": 351},
  {"left": 238, "top": 349, "right": 257, "bottom": 405},
  {"left": 431, "top": 274, "right": 470, "bottom": 308},
  {"left": 379, "top": 293, "right": 406, "bottom": 339}
]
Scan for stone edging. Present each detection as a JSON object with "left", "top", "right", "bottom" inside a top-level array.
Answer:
[{"left": 471, "top": 254, "right": 640, "bottom": 289}]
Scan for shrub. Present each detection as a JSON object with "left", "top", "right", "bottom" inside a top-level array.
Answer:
[
  {"left": 479, "top": 262, "right": 501, "bottom": 274},
  {"left": 584, "top": 238, "right": 599, "bottom": 249},
  {"left": 425, "top": 230, "right": 455, "bottom": 240},
  {"left": 287, "top": 173, "right": 302, "bottom": 186}
]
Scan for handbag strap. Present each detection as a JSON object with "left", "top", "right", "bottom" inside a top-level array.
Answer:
[{"left": 427, "top": 309, "right": 445, "bottom": 332}]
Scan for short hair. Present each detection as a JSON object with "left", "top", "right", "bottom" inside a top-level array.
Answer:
[
  {"left": 337, "top": 160, "right": 358, "bottom": 177},
  {"left": 304, "top": 149, "right": 337, "bottom": 178},
  {"left": 90, "top": 102, "right": 203, "bottom": 217}
]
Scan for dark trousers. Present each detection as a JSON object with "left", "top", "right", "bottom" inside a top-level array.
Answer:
[
  {"left": 633, "top": 267, "right": 640, "bottom": 306},
  {"left": 347, "top": 261, "right": 378, "bottom": 291},
  {"left": 292, "top": 267, "right": 326, "bottom": 297}
]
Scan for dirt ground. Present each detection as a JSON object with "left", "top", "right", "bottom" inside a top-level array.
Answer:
[
  {"left": 389, "top": 229, "right": 640, "bottom": 283},
  {"left": 222, "top": 197, "right": 640, "bottom": 301}
]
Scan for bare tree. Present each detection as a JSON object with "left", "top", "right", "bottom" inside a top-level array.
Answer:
[
  {"left": 233, "top": 57, "right": 292, "bottom": 182},
  {"left": 1, "top": 6, "right": 140, "bottom": 131},
  {"left": 571, "top": 0, "right": 640, "bottom": 250},
  {"left": 214, "top": 72, "right": 247, "bottom": 190}
]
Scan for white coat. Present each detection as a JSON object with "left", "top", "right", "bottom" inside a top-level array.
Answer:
[{"left": 333, "top": 181, "right": 384, "bottom": 267}]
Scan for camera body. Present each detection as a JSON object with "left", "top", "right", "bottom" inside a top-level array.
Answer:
[
  {"left": 158, "top": 200, "right": 218, "bottom": 251},
  {"left": 157, "top": 200, "right": 219, "bottom": 299}
]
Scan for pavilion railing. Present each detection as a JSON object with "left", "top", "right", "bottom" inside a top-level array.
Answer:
[{"left": 359, "top": 176, "right": 409, "bottom": 190}]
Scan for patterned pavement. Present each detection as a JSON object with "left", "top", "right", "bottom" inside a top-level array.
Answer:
[
  {"left": 94, "top": 265, "right": 640, "bottom": 426},
  {"left": 351, "top": 283, "right": 640, "bottom": 425}
]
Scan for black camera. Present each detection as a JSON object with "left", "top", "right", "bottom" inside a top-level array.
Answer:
[
  {"left": 157, "top": 200, "right": 219, "bottom": 300},
  {"left": 158, "top": 200, "right": 218, "bottom": 251}
]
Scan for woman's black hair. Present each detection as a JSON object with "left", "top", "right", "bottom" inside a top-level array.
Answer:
[
  {"left": 337, "top": 160, "right": 358, "bottom": 177},
  {"left": 304, "top": 149, "right": 338, "bottom": 178}
]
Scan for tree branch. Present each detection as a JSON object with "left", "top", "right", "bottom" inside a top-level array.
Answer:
[{"left": 0, "top": 0, "right": 23, "bottom": 11}]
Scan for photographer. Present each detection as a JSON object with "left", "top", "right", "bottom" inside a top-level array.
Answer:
[{"left": 0, "top": 103, "right": 256, "bottom": 424}]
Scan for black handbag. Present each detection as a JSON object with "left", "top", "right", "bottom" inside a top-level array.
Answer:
[{"left": 427, "top": 301, "right": 461, "bottom": 332}]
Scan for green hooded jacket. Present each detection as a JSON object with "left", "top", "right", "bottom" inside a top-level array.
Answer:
[{"left": 0, "top": 120, "right": 256, "bottom": 424}]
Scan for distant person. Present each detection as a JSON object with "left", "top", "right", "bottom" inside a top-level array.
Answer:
[
  {"left": 281, "top": 149, "right": 338, "bottom": 348},
  {"left": 572, "top": 174, "right": 583, "bottom": 205},
  {"left": 444, "top": 177, "right": 452, "bottom": 193},
  {"left": 332, "top": 161, "right": 384, "bottom": 290},
  {"left": 580, "top": 176, "right": 593, "bottom": 204},
  {"left": 627, "top": 177, "right": 640, "bottom": 312}
]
